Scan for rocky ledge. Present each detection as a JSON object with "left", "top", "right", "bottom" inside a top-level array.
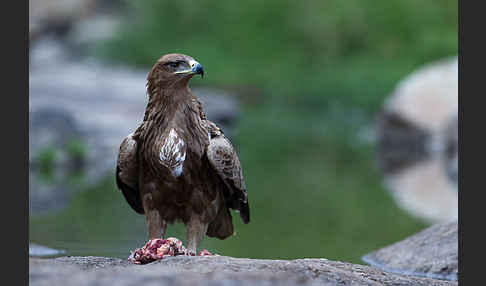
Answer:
[
  {"left": 362, "top": 221, "right": 458, "bottom": 281},
  {"left": 29, "top": 255, "right": 457, "bottom": 286}
]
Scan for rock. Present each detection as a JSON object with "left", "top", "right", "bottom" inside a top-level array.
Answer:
[
  {"left": 377, "top": 57, "right": 458, "bottom": 223},
  {"left": 362, "top": 221, "right": 458, "bottom": 281},
  {"left": 29, "top": 255, "right": 456, "bottom": 286}
]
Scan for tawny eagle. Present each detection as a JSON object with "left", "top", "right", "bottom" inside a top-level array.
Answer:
[{"left": 116, "top": 53, "right": 250, "bottom": 255}]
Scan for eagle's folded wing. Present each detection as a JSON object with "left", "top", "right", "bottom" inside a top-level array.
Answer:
[
  {"left": 116, "top": 133, "right": 144, "bottom": 214},
  {"left": 206, "top": 122, "right": 250, "bottom": 223}
]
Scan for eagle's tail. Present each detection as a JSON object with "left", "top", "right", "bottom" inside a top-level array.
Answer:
[
  {"left": 239, "top": 201, "right": 250, "bottom": 224},
  {"left": 207, "top": 208, "right": 234, "bottom": 239}
]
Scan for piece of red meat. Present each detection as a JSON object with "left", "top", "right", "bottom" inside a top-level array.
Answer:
[{"left": 129, "top": 237, "right": 214, "bottom": 264}]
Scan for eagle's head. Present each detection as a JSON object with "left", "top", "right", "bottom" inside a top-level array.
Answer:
[{"left": 147, "top": 53, "right": 204, "bottom": 94}]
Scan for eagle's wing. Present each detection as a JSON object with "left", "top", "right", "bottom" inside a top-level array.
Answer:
[
  {"left": 116, "top": 133, "right": 144, "bottom": 214},
  {"left": 205, "top": 121, "right": 250, "bottom": 224}
]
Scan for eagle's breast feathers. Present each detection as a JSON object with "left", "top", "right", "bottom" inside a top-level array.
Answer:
[{"left": 159, "top": 128, "right": 187, "bottom": 177}]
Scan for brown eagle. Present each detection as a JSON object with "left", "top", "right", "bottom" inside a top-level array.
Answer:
[{"left": 116, "top": 53, "right": 250, "bottom": 256}]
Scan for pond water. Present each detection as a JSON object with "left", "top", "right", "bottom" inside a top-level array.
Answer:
[{"left": 29, "top": 105, "right": 428, "bottom": 263}]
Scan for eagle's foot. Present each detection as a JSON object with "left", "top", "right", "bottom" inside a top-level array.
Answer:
[
  {"left": 129, "top": 237, "right": 187, "bottom": 264},
  {"left": 184, "top": 249, "right": 215, "bottom": 256},
  {"left": 185, "top": 250, "right": 196, "bottom": 256}
]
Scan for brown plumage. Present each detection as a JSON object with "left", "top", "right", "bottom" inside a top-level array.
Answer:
[{"left": 116, "top": 53, "right": 249, "bottom": 254}]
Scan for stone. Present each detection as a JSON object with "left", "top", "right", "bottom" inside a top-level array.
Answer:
[
  {"left": 29, "top": 255, "right": 457, "bottom": 286},
  {"left": 362, "top": 221, "right": 458, "bottom": 281},
  {"left": 377, "top": 57, "right": 458, "bottom": 223}
]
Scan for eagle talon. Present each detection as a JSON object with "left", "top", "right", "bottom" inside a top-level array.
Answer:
[{"left": 185, "top": 250, "right": 196, "bottom": 256}]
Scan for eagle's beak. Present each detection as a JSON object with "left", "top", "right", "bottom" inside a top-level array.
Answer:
[
  {"left": 190, "top": 60, "right": 204, "bottom": 78},
  {"left": 174, "top": 60, "right": 204, "bottom": 78}
]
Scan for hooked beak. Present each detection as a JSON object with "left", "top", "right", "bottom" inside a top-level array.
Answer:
[
  {"left": 173, "top": 60, "right": 204, "bottom": 78},
  {"left": 190, "top": 60, "right": 204, "bottom": 78}
]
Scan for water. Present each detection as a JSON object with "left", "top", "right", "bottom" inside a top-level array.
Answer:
[
  {"left": 29, "top": 106, "right": 427, "bottom": 263},
  {"left": 30, "top": 177, "right": 155, "bottom": 259},
  {"left": 29, "top": 176, "right": 225, "bottom": 259}
]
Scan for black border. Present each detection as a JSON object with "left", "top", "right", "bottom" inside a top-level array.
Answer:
[
  {"left": 459, "top": 0, "right": 476, "bottom": 285},
  {"left": 457, "top": 0, "right": 462, "bottom": 283},
  {"left": 6, "top": 0, "right": 29, "bottom": 285}
]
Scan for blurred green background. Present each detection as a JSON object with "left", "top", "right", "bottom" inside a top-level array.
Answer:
[{"left": 30, "top": 0, "right": 457, "bottom": 263}]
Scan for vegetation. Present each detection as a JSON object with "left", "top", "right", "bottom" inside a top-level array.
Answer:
[
  {"left": 65, "top": 139, "right": 87, "bottom": 161},
  {"left": 101, "top": 0, "right": 457, "bottom": 111},
  {"left": 36, "top": 146, "right": 58, "bottom": 182}
]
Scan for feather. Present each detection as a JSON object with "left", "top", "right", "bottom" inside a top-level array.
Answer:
[
  {"left": 116, "top": 134, "right": 144, "bottom": 214},
  {"left": 206, "top": 121, "right": 250, "bottom": 224}
]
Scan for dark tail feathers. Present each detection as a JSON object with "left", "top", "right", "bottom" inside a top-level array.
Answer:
[{"left": 239, "top": 201, "right": 250, "bottom": 224}]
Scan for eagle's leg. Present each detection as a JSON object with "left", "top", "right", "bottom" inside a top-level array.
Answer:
[
  {"left": 142, "top": 192, "right": 166, "bottom": 239},
  {"left": 146, "top": 209, "right": 165, "bottom": 239},
  {"left": 186, "top": 214, "right": 208, "bottom": 255},
  {"left": 160, "top": 220, "right": 167, "bottom": 238}
]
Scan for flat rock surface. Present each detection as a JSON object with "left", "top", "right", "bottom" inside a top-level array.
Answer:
[
  {"left": 362, "top": 221, "right": 458, "bottom": 281},
  {"left": 29, "top": 255, "right": 457, "bottom": 286}
]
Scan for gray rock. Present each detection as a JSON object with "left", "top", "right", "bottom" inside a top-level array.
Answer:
[
  {"left": 362, "top": 221, "right": 458, "bottom": 281},
  {"left": 29, "top": 255, "right": 456, "bottom": 286},
  {"left": 377, "top": 57, "right": 458, "bottom": 223}
]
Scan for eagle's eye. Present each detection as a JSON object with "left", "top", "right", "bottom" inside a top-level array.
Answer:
[
  {"left": 166, "top": 62, "right": 180, "bottom": 68},
  {"left": 165, "top": 60, "right": 191, "bottom": 73}
]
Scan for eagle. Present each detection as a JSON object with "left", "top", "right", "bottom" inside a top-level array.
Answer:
[{"left": 116, "top": 53, "right": 250, "bottom": 257}]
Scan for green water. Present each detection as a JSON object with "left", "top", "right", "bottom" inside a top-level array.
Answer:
[{"left": 29, "top": 102, "right": 427, "bottom": 264}]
